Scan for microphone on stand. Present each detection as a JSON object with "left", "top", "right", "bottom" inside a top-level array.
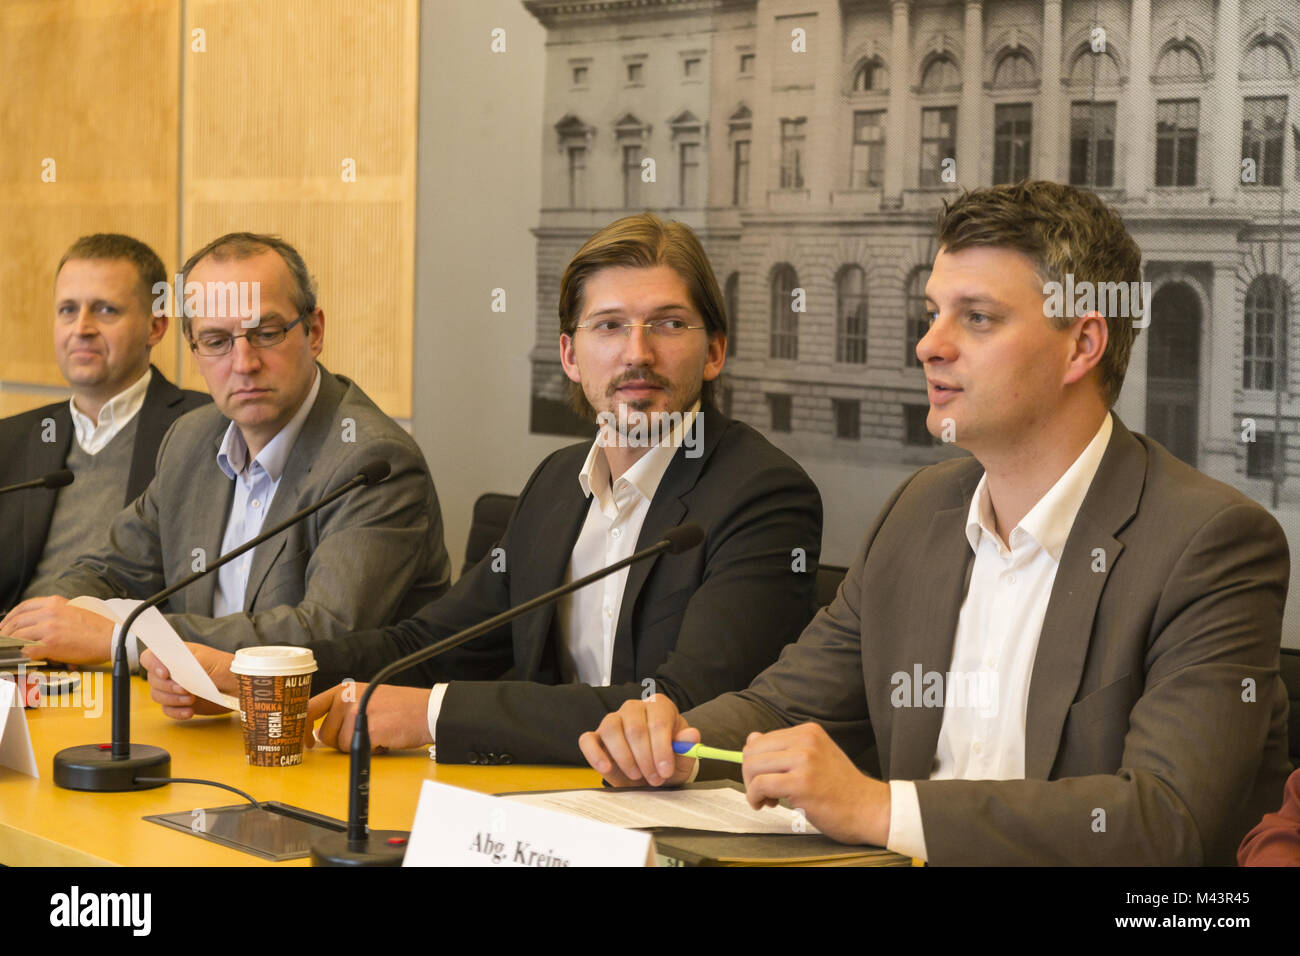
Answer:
[
  {"left": 310, "top": 522, "right": 706, "bottom": 867},
  {"left": 0, "top": 469, "right": 74, "bottom": 495},
  {"left": 52, "top": 460, "right": 392, "bottom": 792}
]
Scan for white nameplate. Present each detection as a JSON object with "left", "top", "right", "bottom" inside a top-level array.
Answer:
[
  {"left": 0, "top": 677, "right": 38, "bottom": 777},
  {"left": 403, "top": 780, "right": 654, "bottom": 867}
]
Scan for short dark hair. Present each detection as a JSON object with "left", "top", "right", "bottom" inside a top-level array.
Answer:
[
  {"left": 56, "top": 233, "right": 166, "bottom": 313},
  {"left": 557, "top": 212, "right": 727, "bottom": 419},
  {"left": 179, "top": 232, "right": 318, "bottom": 337},
  {"left": 935, "top": 180, "right": 1143, "bottom": 407}
]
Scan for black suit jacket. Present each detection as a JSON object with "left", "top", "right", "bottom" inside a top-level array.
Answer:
[
  {"left": 308, "top": 407, "right": 824, "bottom": 764},
  {"left": 0, "top": 366, "right": 209, "bottom": 610}
]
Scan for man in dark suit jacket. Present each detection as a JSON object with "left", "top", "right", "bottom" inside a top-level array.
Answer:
[
  {"left": 2, "top": 233, "right": 451, "bottom": 663},
  {"left": 144, "top": 213, "right": 823, "bottom": 765},
  {"left": 0, "top": 234, "right": 208, "bottom": 612},
  {"left": 581, "top": 182, "right": 1292, "bottom": 865}
]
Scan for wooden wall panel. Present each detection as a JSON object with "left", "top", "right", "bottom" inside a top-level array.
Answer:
[
  {"left": 0, "top": 0, "right": 181, "bottom": 394},
  {"left": 182, "top": 0, "right": 417, "bottom": 417}
]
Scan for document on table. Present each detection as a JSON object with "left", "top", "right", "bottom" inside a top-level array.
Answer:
[{"left": 502, "top": 782, "right": 820, "bottom": 835}]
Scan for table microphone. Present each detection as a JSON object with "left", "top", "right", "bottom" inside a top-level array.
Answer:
[
  {"left": 0, "top": 469, "right": 74, "bottom": 495},
  {"left": 310, "top": 521, "right": 705, "bottom": 866},
  {"left": 52, "top": 459, "right": 392, "bottom": 792}
]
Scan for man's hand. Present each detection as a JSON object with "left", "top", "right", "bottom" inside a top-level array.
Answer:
[
  {"left": 0, "top": 596, "right": 113, "bottom": 664},
  {"left": 141, "top": 644, "right": 236, "bottom": 719},
  {"left": 741, "top": 722, "right": 891, "bottom": 846},
  {"left": 578, "top": 695, "right": 700, "bottom": 787},
  {"left": 306, "top": 682, "right": 434, "bottom": 753}
]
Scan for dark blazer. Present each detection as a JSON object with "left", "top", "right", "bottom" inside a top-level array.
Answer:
[
  {"left": 308, "top": 407, "right": 824, "bottom": 765},
  {"left": 0, "top": 366, "right": 209, "bottom": 611},
  {"left": 686, "top": 415, "right": 1293, "bottom": 865},
  {"left": 46, "top": 365, "right": 452, "bottom": 651}
]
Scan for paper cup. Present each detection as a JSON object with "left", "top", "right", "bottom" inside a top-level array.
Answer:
[{"left": 230, "top": 646, "right": 317, "bottom": 767}]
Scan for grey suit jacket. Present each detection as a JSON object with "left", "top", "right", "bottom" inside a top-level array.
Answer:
[
  {"left": 47, "top": 365, "right": 452, "bottom": 651},
  {"left": 686, "top": 416, "right": 1293, "bottom": 865}
]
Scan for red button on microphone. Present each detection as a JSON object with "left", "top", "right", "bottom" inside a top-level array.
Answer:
[{"left": 386, "top": 837, "right": 407, "bottom": 846}]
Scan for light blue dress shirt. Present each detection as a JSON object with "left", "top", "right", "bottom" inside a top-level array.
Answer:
[{"left": 211, "top": 369, "right": 321, "bottom": 617}]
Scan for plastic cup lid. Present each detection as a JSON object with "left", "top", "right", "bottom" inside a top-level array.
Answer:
[{"left": 229, "top": 645, "right": 318, "bottom": 677}]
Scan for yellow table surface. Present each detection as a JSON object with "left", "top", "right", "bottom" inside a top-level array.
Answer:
[{"left": 0, "top": 670, "right": 600, "bottom": 866}]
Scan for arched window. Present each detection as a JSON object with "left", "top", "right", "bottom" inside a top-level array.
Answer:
[
  {"left": 1244, "top": 275, "right": 1289, "bottom": 391},
  {"left": 724, "top": 272, "right": 740, "bottom": 357},
  {"left": 1069, "top": 48, "right": 1119, "bottom": 86},
  {"left": 836, "top": 266, "right": 868, "bottom": 364},
  {"left": 853, "top": 57, "right": 888, "bottom": 92},
  {"left": 904, "top": 267, "right": 931, "bottom": 368},
  {"left": 1243, "top": 39, "right": 1291, "bottom": 79},
  {"left": 992, "top": 50, "right": 1035, "bottom": 87},
  {"left": 1155, "top": 43, "right": 1203, "bottom": 79},
  {"left": 770, "top": 264, "right": 799, "bottom": 360},
  {"left": 920, "top": 55, "right": 960, "bottom": 92}
]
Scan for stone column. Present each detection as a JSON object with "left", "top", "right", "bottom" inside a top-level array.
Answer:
[
  {"left": 883, "top": 0, "right": 911, "bottom": 207},
  {"left": 1038, "top": 0, "right": 1064, "bottom": 181},
  {"left": 1211, "top": 0, "right": 1242, "bottom": 203},
  {"left": 1123, "top": 0, "right": 1152, "bottom": 200},
  {"left": 958, "top": 0, "right": 983, "bottom": 185}
]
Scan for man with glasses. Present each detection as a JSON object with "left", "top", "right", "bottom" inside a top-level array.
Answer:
[
  {"left": 144, "top": 213, "right": 824, "bottom": 766},
  {"left": 2, "top": 232, "right": 452, "bottom": 666},
  {"left": 0, "top": 234, "right": 209, "bottom": 613}
]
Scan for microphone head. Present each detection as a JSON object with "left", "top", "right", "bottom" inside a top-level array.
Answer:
[
  {"left": 357, "top": 460, "right": 391, "bottom": 485},
  {"left": 44, "top": 469, "right": 75, "bottom": 489},
  {"left": 663, "top": 523, "right": 704, "bottom": 554}
]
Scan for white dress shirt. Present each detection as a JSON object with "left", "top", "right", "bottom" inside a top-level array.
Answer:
[
  {"left": 887, "top": 413, "right": 1114, "bottom": 861},
  {"left": 425, "top": 403, "right": 701, "bottom": 746},
  {"left": 69, "top": 367, "right": 152, "bottom": 455},
  {"left": 211, "top": 369, "right": 321, "bottom": 617}
]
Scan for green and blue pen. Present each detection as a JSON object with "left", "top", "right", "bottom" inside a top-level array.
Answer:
[{"left": 673, "top": 741, "right": 744, "bottom": 764}]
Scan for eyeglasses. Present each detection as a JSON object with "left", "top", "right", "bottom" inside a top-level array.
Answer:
[
  {"left": 189, "top": 313, "right": 309, "bottom": 357},
  {"left": 575, "top": 317, "right": 707, "bottom": 339}
]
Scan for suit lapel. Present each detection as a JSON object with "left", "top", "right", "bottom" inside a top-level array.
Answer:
[
  {"left": 188, "top": 427, "right": 237, "bottom": 616},
  {"left": 888, "top": 475, "right": 976, "bottom": 781},
  {"left": 243, "top": 368, "right": 343, "bottom": 611},
  {"left": 609, "top": 410, "right": 716, "bottom": 684},
  {"left": 20, "top": 405, "right": 73, "bottom": 585},
  {"left": 1023, "top": 417, "right": 1143, "bottom": 779},
  {"left": 126, "top": 366, "right": 184, "bottom": 504},
  {"left": 517, "top": 480, "right": 590, "bottom": 678}
]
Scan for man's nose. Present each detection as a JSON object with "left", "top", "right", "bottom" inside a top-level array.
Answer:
[
  {"left": 72, "top": 307, "right": 98, "bottom": 336},
  {"left": 620, "top": 323, "right": 657, "bottom": 363},
  {"left": 229, "top": 335, "right": 262, "bottom": 373},
  {"left": 915, "top": 315, "right": 953, "bottom": 365}
]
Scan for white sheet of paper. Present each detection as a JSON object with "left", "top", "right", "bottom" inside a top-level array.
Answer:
[
  {"left": 0, "top": 678, "right": 39, "bottom": 777},
  {"left": 503, "top": 784, "right": 820, "bottom": 835},
  {"left": 69, "top": 596, "right": 239, "bottom": 711}
]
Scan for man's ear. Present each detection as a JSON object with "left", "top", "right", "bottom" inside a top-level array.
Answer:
[
  {"left": 1062, "top": 310, "right": 1108, "bottom": 387},
  {"left": 559, "top": 333, "right": 582, "bottom": 384},
  {"left": 703, "top": 333, "right": 726, "bottom": 381},
  {"left": 307, "top": 309, "right": 325, "bottom": 356}
]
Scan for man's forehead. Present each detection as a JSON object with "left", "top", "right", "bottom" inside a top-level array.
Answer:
[
  {"left": 55, "top": 258, "right": 140, "bottom": 295},
  {"left": 582, "top": 265, "right": 696, "bottom": 313},
  {"left": 928, "top": 245, "right": 1045, "bottom": 299}
]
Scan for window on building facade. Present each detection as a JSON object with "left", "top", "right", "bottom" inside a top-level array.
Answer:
[
  {"left": 920, "top": 55, "right": 959, "bottom": 92},
  {"left": 567, "top": 146, "right": 586, "bottom": 207},
  {"left": 739, "top": 52, "right": 755, "bottom": 74},
  {"left": 919, "top": 107, "right": 956, "bottom": 187},
  {"left": 1070, "top": 101, "right": 1116, "bottom": 187},
  {"left": 770, "top": 264, "right": 799, "bottom": 359},
  {"left": 904, "top": 404, "right": 934, "bottom": 446},
  {"left": 904, "top": 267, "right": 931, "bottom": 368},
  {"left": 1242, "top": 96, "right": 1287, "bottom": 187},
  {"left": 992, "top": 50, "right": 1035, "bottom": 87},
  {"left": 1242, "top": 39, "right": 1291, "bottom": 79},
  {"left": 768, "top": 393, "right": 792, "bottom": 432},
  {"left": 850, "top": 110, "right": 885, "bottom": 188},
  {"left": 994, "top": 103, "right": 1032, "bottom": 183},
  {"left": 1069, "top": 49, "right": 1119, "bottom": 87},
  {"left": 836, "top": 265, "right": 868, "bottom": 364},
  {"left": 572, "top": 65, "right": 588, "bottom": 86},
  {"left": 780, "top": 118, "right": 806, "bottom": 189},
  {"left": 626, "top": 61, "right": 643, "bottom": 84},
  {"left": 853, "top": 58, "right": 888, "bottom": 92},
  {"left": 1244, "top": 275, "right": 1289, "bottom": 391},
  {"left": 733, "top": 138, "right": 750, "bottom": 205},
  {"left": 1155, "top": 99, "right": 1199, "bottom": 186},
  {"left": 623, "top": 144, "right": 643, "bottom": 208},
  {"left": 724, "top": 272, "right": 739, "bottom": 357},
  {"left": 1155, "top": 43, "right": 1203, "bottom": 79},
  {"left": 683, "top": 57, "right": 701, "bottom": 79},
  {"left": 833, "top": 399, "right": 861, "bottom": 440},
  {"left": 679, "top": 141, "right": 700, "bottom": 206},
  {"left": 1247, "top": 431, "right": 1277, "bottom": 478}
]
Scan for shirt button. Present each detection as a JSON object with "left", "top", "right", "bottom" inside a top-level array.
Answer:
[
  {"left": 984, "top": 657, "right": 996, "bottom": 669},
  {"left": 972, "top": 741, "right": 983, "bottom": 755},
  {"left": 251, "top": 499, "right": 261, "bottom": 509},
  {"left": 604, "top": 606, "right": 613, "bottom": 618},
  {"left": 610, "top": 527, "right": 621, "bottom": 539},
  {"left": 1003, "top": 573, "right": 1016, "bottom": 585}
]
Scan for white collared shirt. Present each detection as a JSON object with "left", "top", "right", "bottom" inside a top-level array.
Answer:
[
  {"left": 69, "top": 367, "right": 152, "bottom": 455},
  {"left": 211, "top": 368, "right": 321, "bottom": 617},
  {"left": 887, "top": 413, "right": 1114, "bottom": 861},
  {"left": 424, "top": 402, "right": 702, "bottom": 747}
]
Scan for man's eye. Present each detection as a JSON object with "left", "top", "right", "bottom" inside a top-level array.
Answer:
[
  {"left": 96, "top": 305, "right": 118, "bottom": 314},
  {"left": 198, "top": 335, "right": 230, "bottom": 349},
  {"left": 969, "top": 312, "right": 990, "bottom": 326},
  {"left": 249, "top": 329, "right": 282, "bottom": 344},
  {"left": 593, "top": 320, "right": 624, "bottom": 333},
  {"left": 924, "top": 310, "right": 938, "bottom": 326},
  {"left": 655, "top": 318, "right": 688, "bottom": 331}
]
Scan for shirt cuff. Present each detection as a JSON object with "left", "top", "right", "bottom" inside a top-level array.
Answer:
[
  {"left": 886, "top": 779, "right": 929, "bottom": 862},
  {"left": 427, "top": 682, "right": 449, "bottom": 752}
]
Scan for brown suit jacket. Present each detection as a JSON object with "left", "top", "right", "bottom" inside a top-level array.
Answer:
[{"left": 686, "top": 416, "right": 1292, "bottom": 865}]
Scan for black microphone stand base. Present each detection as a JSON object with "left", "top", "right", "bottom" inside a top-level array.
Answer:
[
  {"left": 311, "top": 829, "right": 410, "bottom": 866},
  {"left": 53, "top": 744, "right": 171, "bottom": 792}
]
